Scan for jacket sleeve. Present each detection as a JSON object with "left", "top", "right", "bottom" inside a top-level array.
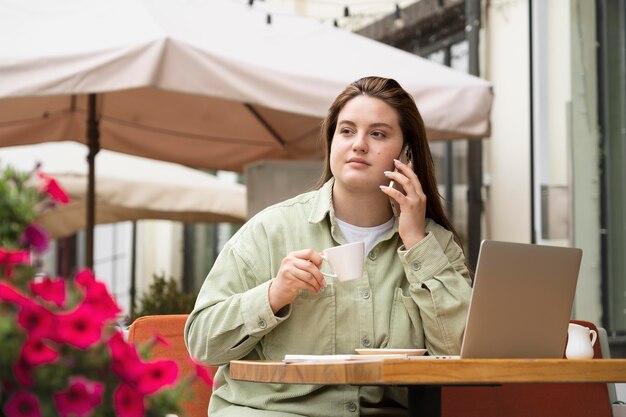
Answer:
[
  {"left": 398, "top": 224, "right": 472, "bottom": 356},
  {"left": 184, "top": 226, "right": 291, "bottom": 366}
]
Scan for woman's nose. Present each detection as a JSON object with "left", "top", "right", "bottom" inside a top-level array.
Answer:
[{"left": 352, "top": 134, "right": 368, "bottom": 153}]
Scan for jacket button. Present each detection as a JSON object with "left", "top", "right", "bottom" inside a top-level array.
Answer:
[
  {"left": 361, "top": 336, "right": 371, "bottom": 347},
  {"left": 411, "top": 261, "right": 422, "bottom": 271},
  {"left": 368, "top": 251, "right": 377, "bottom": 261},
  {"left": 258, "top": 318, "right": 267, "bottom": 329},
  {"left": 346, "top": 402, "right": 357, "bottom": 412},
  {"left": 362, "top": 290, "right": 370, "bottom": 299}
]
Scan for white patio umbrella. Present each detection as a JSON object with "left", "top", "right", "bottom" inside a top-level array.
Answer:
[
  {"left": 0, "top": 0, "right": 493, "bottom": 265},
  {"left": 0, "top": 141, "right": 245, "bottom": 310},
  {"left": 0, "top": 142, "right": 247, "bottom": 238}
]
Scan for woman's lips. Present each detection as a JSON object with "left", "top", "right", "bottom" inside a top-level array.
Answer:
[{"left": 346, "top": 157, "right": 369, "bottom": 166}]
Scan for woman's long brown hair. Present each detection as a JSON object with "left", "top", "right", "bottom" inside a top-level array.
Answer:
[{"left": 315, "top": 76, "right": 467, "bottom": 256}]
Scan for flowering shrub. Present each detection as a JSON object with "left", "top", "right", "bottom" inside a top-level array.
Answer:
[{"left": 0, "top": 165, "right": 212, "bottom": 417}]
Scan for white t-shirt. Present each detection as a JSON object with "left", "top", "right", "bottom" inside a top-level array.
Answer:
[{"left": 335, "top": 217, "right": 395, "bottom": 255}]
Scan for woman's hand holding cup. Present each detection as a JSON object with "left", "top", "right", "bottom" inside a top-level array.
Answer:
[{"left": 269, "top": 249, "right": 326, "bottom": 313}]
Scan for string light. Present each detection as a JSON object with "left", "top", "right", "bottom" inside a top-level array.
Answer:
[
  {"left": 393, "top": 3, "right": 404, "bottom": 29},
  {"left": 234, "top": 0, "right": 416, "bottom": 30}
]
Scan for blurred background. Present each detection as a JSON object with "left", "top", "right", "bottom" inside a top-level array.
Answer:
[{"left": 0, "top": 0, "right": 624, "bottom": 359}]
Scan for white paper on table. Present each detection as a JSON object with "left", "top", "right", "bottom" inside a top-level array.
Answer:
[{"left": 283, "top": 354, "right": 408, "bottom": 363}]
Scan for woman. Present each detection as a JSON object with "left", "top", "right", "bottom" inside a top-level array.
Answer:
[{"left": 185, "top": 76, "right": 472, "bottom": 416}]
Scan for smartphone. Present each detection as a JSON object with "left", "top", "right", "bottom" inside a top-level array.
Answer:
[{"left": 388, "top": 144, "right": 412, "bottom": 217}]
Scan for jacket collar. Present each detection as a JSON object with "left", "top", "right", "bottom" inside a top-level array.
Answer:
[{"left": 308, "top": 178, "right": 334, "bottom": 224}]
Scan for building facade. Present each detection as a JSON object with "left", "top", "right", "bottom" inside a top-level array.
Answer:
[{"left": 356, "top": 0, "right": 625, "bottom": 353}]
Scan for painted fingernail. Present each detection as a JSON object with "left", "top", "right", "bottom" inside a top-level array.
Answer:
[
  {"left": 383, "top": 171, "right": 393, "bottom": 175},
  {"left": 379, "top": 185, "right": 388, "bottom": 189}
]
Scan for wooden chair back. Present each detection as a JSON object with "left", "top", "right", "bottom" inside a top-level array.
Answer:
[{"left": 128, "top": 314, "right": 217, "bottom": 417}]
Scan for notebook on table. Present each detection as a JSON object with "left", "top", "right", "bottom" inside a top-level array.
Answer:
[{"left": 436, "top": 240, "right": 582, "bottom": 359}]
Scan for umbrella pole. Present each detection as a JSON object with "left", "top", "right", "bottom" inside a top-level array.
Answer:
[
  {"left": 466, "top": 0, "right": 484, "bottom": 270},
  {"left": 130, "top": 221, "right": 137, "bottom": 317},
  {"left": 86, "top": 93, "right": 100, "bottom": 269}
]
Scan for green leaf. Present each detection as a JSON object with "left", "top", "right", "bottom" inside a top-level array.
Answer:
[{"left": 132, "top": 273, "right": 196, "bottom": 321}]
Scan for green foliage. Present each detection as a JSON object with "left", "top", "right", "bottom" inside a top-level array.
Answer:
[
  {"left": 132, "top": 273, "right": 196, "bottom": 321},
  {"left": 0, "top": 165, "right": 39, "bottom": 248},
  {"left": 0, "top": 308, "right": 22, "bottom": 375}
]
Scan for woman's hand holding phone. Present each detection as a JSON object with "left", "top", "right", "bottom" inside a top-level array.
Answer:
[
  {"left": 387, "top": 145, "right": 411, "bottom": 217},
  {"left": 381, "top": 152, "right": 427, "bottom": 250}
]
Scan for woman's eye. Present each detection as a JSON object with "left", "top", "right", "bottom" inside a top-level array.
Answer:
[
  {"left": 340, "top": 128, "right": 353, "bottom": 135},
  {"left": 371, "top": 131, "right": 385, "bottom": 138}
]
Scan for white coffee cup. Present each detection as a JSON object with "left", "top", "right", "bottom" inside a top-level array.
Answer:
[{"left": 320, "top": 241, "right": 365, "bottom": 282}]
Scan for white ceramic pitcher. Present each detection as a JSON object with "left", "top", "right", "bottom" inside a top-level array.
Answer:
[{"left": 565, "top": 323, "right": 597, "bottom": 359}]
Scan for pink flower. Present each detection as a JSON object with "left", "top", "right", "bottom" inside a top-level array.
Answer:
[
  {"left": 3, "top": 264, "right": 14, "bottom": 278},
  {"left": 136, "top": 359, "right": 178, "bottom": 394},
  {"left": 38, "top": 172, "right": 70, "bottom": 203},
  {"left": 3, "top": 390, "right": 42, "bottom": 417},
  {"left": 53, "top": 377, "right": 103, "bottom": 417},
  {"left": 75, "top": 269, "right": 95, "bottom": 287},
  {"left": 108, "top": 331, "right": 144, "bottom": 383},
  {"left": 29, "top": 276, "right": 66, "bottom": 307},
  {"left": 13, "top": 359, "right": 34, "bottom": 386},
  {"left": 154, "top": 333, "right": 169, "bottom": 347},
  {"left": 16, "top": 301, "right": 56, "bottom": 340},
  {"left": 113, "top": 383, "right": 144, "bottom": 417},
  {"left": 57, "top": 304, "right": 104, "bottom": 350},
  {"left": 21, "top": 224, "right": 49, "bottom": 253},
  {"left": 192, "top": 360, "right": 214, "bottom": 386},
  {"left": 20, "top": 338, "right": 59, "bottom": 367},
  {"left": 82, "top": 281, "right": 121, "bottom": 321},
  {"left": 75, "top": 269, "right": 121, "bottom": 320},
  {"left": 0, "top": 282, "right": 31, "bottom": 307},
  {"left": 0, "top": 248, "right": 30, "bottom": 265}
]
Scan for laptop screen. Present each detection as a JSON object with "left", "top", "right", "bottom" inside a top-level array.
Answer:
[{"left": 459, "top": 240, "right": 582, "bottom": 359}]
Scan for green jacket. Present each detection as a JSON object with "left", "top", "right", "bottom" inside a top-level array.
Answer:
[{"left": 185, "top": 179, "right": 472, "bottom": 416}]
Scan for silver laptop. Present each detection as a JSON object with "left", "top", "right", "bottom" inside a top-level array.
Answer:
[{"left": 458, "top": 240, "right": 582, "bottom": 359}]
